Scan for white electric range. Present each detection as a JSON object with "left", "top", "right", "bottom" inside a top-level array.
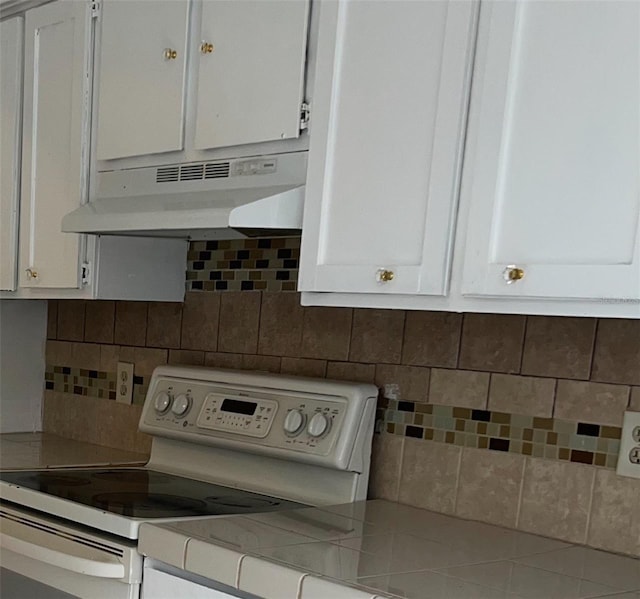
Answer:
[{"left": 0, "top": 366, "right": 378, "bottom": 599}]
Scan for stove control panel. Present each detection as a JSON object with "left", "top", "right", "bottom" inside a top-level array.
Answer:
[
  {"left": 197, "top": 393, "right": 278, "bottom": 438},
  {"left": 142, "top": 377, "right": 351, "bottom": 457},
  {"left": 139, "top": 367, "right": 378, "bottom": 472}
]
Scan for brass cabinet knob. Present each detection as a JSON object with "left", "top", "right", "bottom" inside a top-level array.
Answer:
[
  {"left": 26, "top": 268, "right": 38, "bottom": 280},
  {"left": 200, "top": 42, "right": 214, "bottom": 54},
  {"left": 376, "top": 268, "right": 395, "bottom": 283},
  {"left": 164, "top": 48, "right": 178, "bottom": 60},
  {"left": 503, "top": 265, "right": 525, "bottom": 284}
]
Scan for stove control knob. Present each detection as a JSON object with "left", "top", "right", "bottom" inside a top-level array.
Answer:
[
  {"left": 283, "top": 409, "right": 305, "bottom": 436},
  {"left": 154, "top": 391, "right": 172, "bottom": 414},
  {"left": 171, "top": 393, "right": 191, "bottom": 417},
  {"left": 308, "top": 413, "right": 330, "bottom": 438}
]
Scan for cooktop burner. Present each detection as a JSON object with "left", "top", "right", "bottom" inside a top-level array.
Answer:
[
  {"left": 205, "top": 496, "right": 280, "bottom": 509},
  {"left": 93, "top": 492, "right": 208, "bottom": 517},
  {"left": 0, "top": 468, "right": 305, "bottom": 519}
]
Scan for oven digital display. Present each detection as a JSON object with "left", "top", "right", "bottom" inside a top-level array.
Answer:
[{"left": 220, "top": 398, "right": 257, "bottom": 416}]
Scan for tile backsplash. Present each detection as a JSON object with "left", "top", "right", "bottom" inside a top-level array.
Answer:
[{"left": 43, "top": 237, "right": 640, "bottom": 556}]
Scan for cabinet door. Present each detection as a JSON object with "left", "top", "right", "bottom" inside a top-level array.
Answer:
[
  {"left": 461, "top": 1, "right": 640, "bottom": 301},
  {"left": 19, "top": 0, "right": 90, "bottom": 289},
  {"left": 193, "top": 0, "right": 309, "bottom": 151},
  {"left": 0, "top": 17, "right": 23, "bottom": 292},
  {"left": 95, "top": 0, "right": 189, "bottom": 160},
  {"left": 299, "top": 0, "right": 477, "bottom": 295}
]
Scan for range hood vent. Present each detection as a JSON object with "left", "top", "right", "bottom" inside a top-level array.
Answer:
[
  {"left": 63, "top": 151, "right": 307, "bottom": 240},
  {"left": 156, "top": 161, "right": 231, "bottom": 184}
]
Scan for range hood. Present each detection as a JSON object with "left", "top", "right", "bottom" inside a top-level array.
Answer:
[{"left": 62, "top": 151, "right": 307, "bottom": 240}]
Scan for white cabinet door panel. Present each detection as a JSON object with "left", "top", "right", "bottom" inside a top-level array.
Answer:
[
  {"left": 194, "top": 0, "right": 309, "bottom": 151},
  {"left": 19, "top": 0, "right": 90, "bottom": 289},
  {"left": 299, "top": 0, "right": 477, "bottom": 295},
  {"left": 96, "top": 0, "right": 189, "bottom": 160},
  {"left": 461, "top": 1, "right": 640, "bottom": 300},
  {"left": 0, "top": 17, "right": 23, "bottom": 291}
]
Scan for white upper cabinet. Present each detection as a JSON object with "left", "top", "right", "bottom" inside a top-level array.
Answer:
[
  {"left": 93, "top": 0, "right": 310, "bottom": 163},
  {"left": 299, "top": 0, "right": 478, "bottom": 295},
  {"left": 461, "top": 0, "right": 640, "bottom": 301},
  {"left": 0, "top": 17, "right": 23, "bottom": 292},
  {"left": 95, "top": 0, "right": 190, "bottom": 160},
  {"left": 19, "top": 0, "right": 91, "bottom": 289},
  {"left": 194, "top": 0, "right": 309, "bottom": 151}
]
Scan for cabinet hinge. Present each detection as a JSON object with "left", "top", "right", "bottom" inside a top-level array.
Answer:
[
  {"left": 81, "top": 262, "right": 91, "bottom": 286},
  {"left": 300, "top": 102, "right": 310, "bottom": 131},
  {"left": 90, "top": 1, "right": 100, "bottom": 18}
]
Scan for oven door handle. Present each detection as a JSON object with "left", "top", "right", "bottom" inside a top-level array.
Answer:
[{"left": 1, "top": 531, "right": 126, "bottom": 579}]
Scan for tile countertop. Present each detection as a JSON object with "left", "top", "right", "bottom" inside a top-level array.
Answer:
[
  {"left": 0, "top": 432, "right": 148, "bottom": 470},
  {"left": 139, "top": 499, "right": 640, "bottom": 599}
]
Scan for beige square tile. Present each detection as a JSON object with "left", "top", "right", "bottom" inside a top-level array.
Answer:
[
  {"left": 42, "top": 391, "right": 69, "bottom": 438},
  {"left": 555, "top": 380, "right": 630, "bottom": 427},
  {"left": 56, "top": 300, "right": 86, "bottom": 342},
  {"left": 168, "top": 350, "right": 205, "bottom": 366},
  {"left": 518, "top": 458, "right": 594, "bottom": 543},
  {"left": 47, "top": 300, "right": 58, "bottom": 340},
  {"left": 455, "top": 447, "right": 525, "bottom": 527},
  {"left": 180, "top": 292, "right": 220, "bottom": 352},
  {"left": 349, "top": 309, "right": 405, "bottom": 364},
  {"left": 84, "top": 301, "right": 115, "bottom": 344},
  {"left": 146, "top": 302, "right": 182, "bottom": 349},
  {"left": 45, "top": 340, "right": 73, "bottom": 367},
  {"left": 300, "top": 306, "right": 352, "bottom": 361},
  {"left": 129, "top": 347, "right": 168, "bottom": 376},
  {"left": 375, "top": 365, "right": 430, "bottom": 403},
  {"left": 399, "top": 439, "right": 461, "bottom": 514},
  {"left": 429, "top": 369, "right": 489, "bottom": 409},
  {"left": 71, "top": 342, "right": 101, "bottom": 371},
  {"left": 369, "top": 432, "right": 405, "bottom": 502},
  {"left": 280, "top": 357, "right": 325, "bottom": 378},
  {"left": 488, "top": 374, "right": 556, "bottom": 418},
  {"left": 100, "top": 344, "right": 120, "bottom": 372},
  {"left": 114, "top": 301, "right": 148, "bottom": 347},
  {"left": 587, "top": 468, "right": 640, "bottom": 556},
  {"left": 218, "top": 292, "right": 260, "bottom": 354},
  {"left": 326, "top": 361, "right": 376, "bottom": 383},
  {"left": 243, "top": 354, "right": 282, "bottom": 373},
  {"left": 204, "top": 352, "right": 244, "bottom": 369},
  {"left": 459, "top": 313, "right": 526, "bottom": 374},
  {"left": 521, "top": 316, "right": 596, "bottom": 380},
  {"left": 402, "top": 311, "right": 462, "bottom": 368},
  {"left": 258, "top": 293, "right": 304, "bottom": 356},
  {"left": 592, "top": 319, "right": 640, "bottom": 386},
  {"left": 630, "top": 387, "right": 640, "bottom": 412}
]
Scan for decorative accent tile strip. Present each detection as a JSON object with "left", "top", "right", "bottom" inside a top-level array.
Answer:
[
  {"left": 186, "top": 237, "right": 300, "bottom": 292},
  {"left": 44, "top": 366, "right": 622, "bottom": 469},
  {"left": 380, "top": 399, "right": 622, "bottom": 469},
  {"left": 45, "top": 366, "right": 149, "bottom": 406}
]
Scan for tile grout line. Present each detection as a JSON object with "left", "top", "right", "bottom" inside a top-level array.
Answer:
[
  {"left": 514, "top": 455, "right": 528, "bottom": 531},
  {"left": 582, "top": 467, "right": 597, "bottom": 546}
]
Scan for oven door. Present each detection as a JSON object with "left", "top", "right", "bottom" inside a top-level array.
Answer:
[{"left": 0, "top": 506, "right": 142, "bottom": 599}]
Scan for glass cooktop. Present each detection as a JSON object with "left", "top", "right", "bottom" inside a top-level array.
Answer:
[{"left": 0, "top": 468, "right": 305, "bottom": 519}]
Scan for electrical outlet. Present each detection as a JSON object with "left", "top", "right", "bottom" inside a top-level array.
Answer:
[
  {"left": 616, "top": 411, "right": 640, "bottom": 479},
  {"left": 116, "top": 362, "right": 134, "bottom": 405}
]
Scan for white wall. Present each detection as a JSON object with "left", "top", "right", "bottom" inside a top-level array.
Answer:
[{"left": 0, "top": 300, "right": 47, "bottom": 432}]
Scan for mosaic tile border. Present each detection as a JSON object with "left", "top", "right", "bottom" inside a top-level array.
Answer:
[
  {"left": 44, "top": 364, "right": 622, "bottom": 469},
  {"left": 45, "top": 366, "right": 149, "bottom": 406},
  {"left": 379, "top": 399, "right": 622, "bottom": 469},
  {"left": 186, "top": 237, "right": 300, "bottom": 292}
]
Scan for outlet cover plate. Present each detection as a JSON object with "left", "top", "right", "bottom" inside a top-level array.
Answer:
[
  {"left": 116, "top": 362, "right": 134, "bottom": 405},
  {"left": 616, "top": 410, "right": 640, "bottom": 479}
]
